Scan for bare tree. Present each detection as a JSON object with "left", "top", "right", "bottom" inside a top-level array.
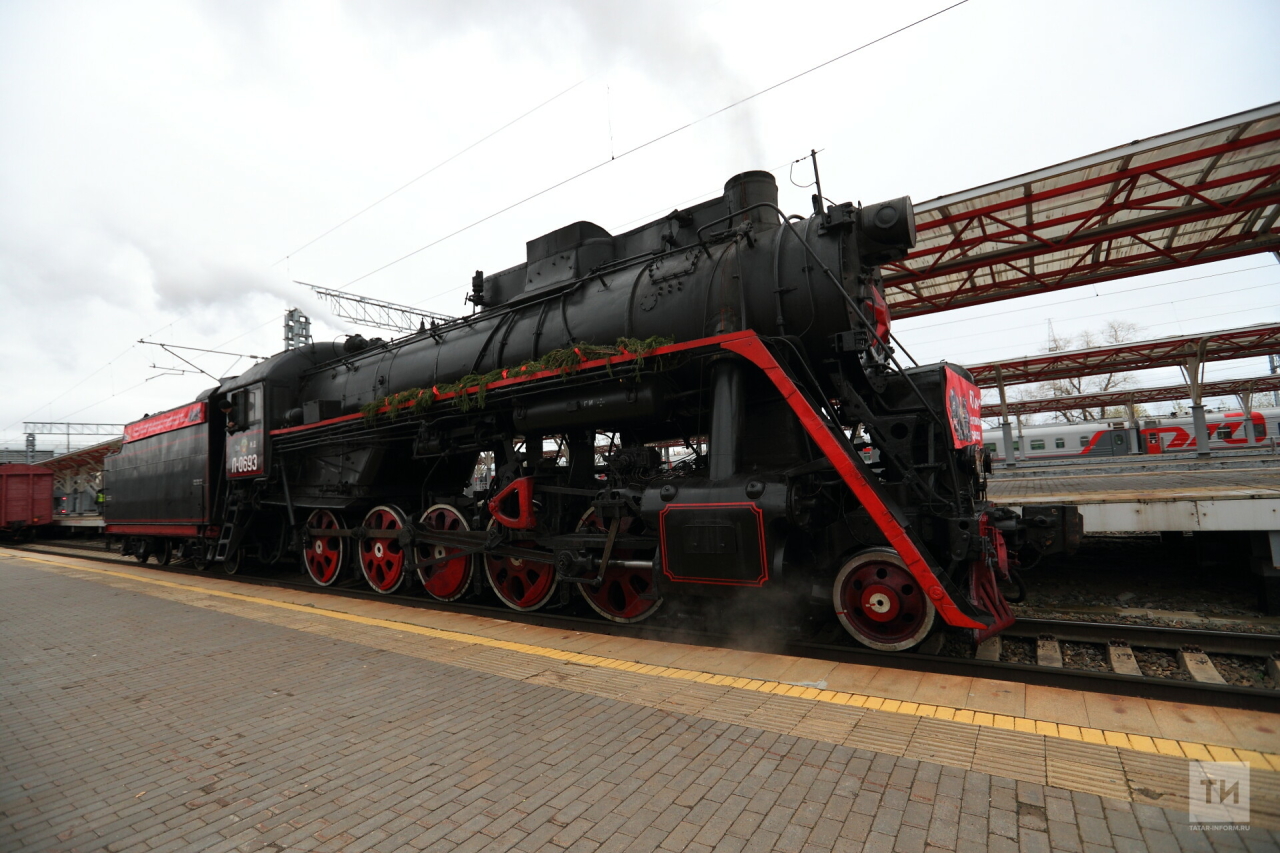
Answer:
[{"left": 1021, "top": 320, "right": 1147, "bottom": 424}]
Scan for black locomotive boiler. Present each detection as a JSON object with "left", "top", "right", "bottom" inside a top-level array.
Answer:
[{"left": 105, "top": 171, "right": 1079, "bottom": 651}]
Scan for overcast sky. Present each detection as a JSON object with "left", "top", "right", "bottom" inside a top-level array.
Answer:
[{"left": 2, "top": 0, "right": 1278, "bottom": 451}]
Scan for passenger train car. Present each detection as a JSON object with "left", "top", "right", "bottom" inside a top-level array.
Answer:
[{"left": 982, "top": 407, "right": 1279, "bottom": 462}]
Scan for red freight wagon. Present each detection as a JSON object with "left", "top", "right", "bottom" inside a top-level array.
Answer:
[{"left": 0, "top": 463, "right": 55, "bottom": 538}]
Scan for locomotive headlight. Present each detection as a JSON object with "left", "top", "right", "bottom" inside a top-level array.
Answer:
[{"left": 858, "top": 196, "right": 917, "bottom": 265}]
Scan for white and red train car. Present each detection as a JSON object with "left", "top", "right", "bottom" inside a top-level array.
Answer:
[{"left": 983, "top": 407, "right": 1279, "bottom": 462}]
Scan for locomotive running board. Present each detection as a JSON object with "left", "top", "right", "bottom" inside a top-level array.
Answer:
[{"left": 720, "top": 335, "right": 990, "bottom": 631}]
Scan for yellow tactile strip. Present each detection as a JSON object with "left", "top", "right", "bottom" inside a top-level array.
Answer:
[{"left": 8, "top": 552, "right": 1280, "bottom": 823}]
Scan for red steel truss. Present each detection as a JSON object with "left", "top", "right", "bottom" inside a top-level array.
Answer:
[
  {"left": 37, "top": 438, "right": 122, "bottom": 493},
  {"left": 964, "top": 322, "right": 1280, "bottom": 388},
  {"left": 979, "top": 375, "right": 1280, "bottom": 419},
  {"left": 883, "top": 103, "right": 1280, "bottom": 318}
]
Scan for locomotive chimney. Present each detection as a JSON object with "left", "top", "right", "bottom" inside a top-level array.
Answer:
[{"left": 723, "top": 171, "right": 780, "bottom": 230}]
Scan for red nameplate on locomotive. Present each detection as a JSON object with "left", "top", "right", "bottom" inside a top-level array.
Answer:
[
  {"left": 123, "top": 402, "right": 206, "bottom": 442},
  {"left": 944, "top": 366, "right": 983, "bottom": 450}
]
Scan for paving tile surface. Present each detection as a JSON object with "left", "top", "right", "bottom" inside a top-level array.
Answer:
[{"left": 2, "top": 555, "right": 1278, "bottom": 853}]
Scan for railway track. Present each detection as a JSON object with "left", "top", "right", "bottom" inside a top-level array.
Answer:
[{"left": 8, "top": 539, "right": 1280, "bottom": 711}]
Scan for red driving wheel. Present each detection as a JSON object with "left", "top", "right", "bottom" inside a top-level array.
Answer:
[
  {"left": 483, "top": 519, "right": 557, "bottom": 611},
  {"left": 416, "top": 504, "right": 475, "bottom": 602},
  {"left": 576, "top": 509, "right": 661, "bottom": 623},
  {"left": 359, "top": 505, "right": 409, "bottom": 594},
  {"left": 302, "top": 509, "right": 345, "bottom": 586},
  {"left": 833, "top": 548, "right": 936, "bottom": 651}
]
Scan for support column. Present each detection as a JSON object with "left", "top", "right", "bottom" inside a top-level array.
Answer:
[
  {"left": 1183, "top": 339, "right": 1210, "bottom": 458},
  {"left": 1126, "top": 396, "right": 1140, "bottom": 454},
  {"left": 1190, "top": 405, "right": 1211, "bottom": 458},
  {"left": 996, "top": 365, "right": 1016, "bottom": 469},
  {"left": 1239, "top": 384, "right": 1255, "bottom": 446}
]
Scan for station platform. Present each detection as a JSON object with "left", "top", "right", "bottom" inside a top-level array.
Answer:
[
  {"left": 988, "top": 462, "right": 1280, "bottom": 533},
  {"left": 51, "top": 512, "right": 105, "bottom": 529},
  {"left": 2, "top": 550, "right": 1278, "bottom": 853}
]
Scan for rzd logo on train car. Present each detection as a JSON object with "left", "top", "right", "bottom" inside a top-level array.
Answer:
[{"left": 227, "top": 430, "right": 264, "bottom": 477}]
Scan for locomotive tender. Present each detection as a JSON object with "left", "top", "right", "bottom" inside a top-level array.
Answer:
[{"left": 106, "top": 171, "right": 1079, "bottom": 651}]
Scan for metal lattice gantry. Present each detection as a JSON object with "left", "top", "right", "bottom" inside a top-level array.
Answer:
[
  {"left": 24, "top": 421, "right": 127, "bottom": 455},
  {"left": 883, "top": 102, "right": 1280, "bottom": 318},
  {"left": 24, "top": 422, "right": 127, "bottom": 436},
  {"left": 978, "top": 374, "right": 1280, "bottom": 419},
  {"left": 963, "top": 322, "right": 1280, "bottom": 388},
  {"left": 300, "top": 281, "right": 455, "bottom": 335}
]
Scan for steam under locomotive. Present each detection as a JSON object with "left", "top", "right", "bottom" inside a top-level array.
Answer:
[{"left": 105, "top": 171, "right": 1080, "bottom": 651}]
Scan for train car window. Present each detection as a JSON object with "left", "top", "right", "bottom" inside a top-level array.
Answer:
[
  {"left": 1030, "top": 439, "right": 1045, "bottom": 451},
  {"left": 1259, "top": 421, "right": 1268, "bottom": 438},
  {"left": 1079, "top": 436, "right": 1089, "bottom": 447},
  {"left": 983, "top": 443, "right": 997, "bottom": 453},
  {"left": 1055, "top": 437, "right": 1065, "bottom": 449},
  {"left": 1216, "top": 426, "right": 1232, "bottom": 439},
  {"left": 1012, "top": 441, "right": 1020, "bottom": 451},
  {"left": 246, "top": 388, "right": 262, "bottom": 427}
]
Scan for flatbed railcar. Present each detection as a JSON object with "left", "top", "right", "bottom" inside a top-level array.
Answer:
[{"left": 105, "top": 171, "right": 1079, "bottom": 651}]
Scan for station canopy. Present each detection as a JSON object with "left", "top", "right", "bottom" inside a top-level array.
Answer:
[
  {"left": 38, "top": 438, "right": 122, "bottom": 492},
  {"left": 883, "top": 103, "right": 1280, "bottom": 318},
  {"left": 978, "top": 374, "right": 1280, "bottom": 419},
  {"left": 964, "top": 322, "right": 1280, "bottom": 388}
]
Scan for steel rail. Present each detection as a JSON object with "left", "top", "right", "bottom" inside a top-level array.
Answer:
[
  {"left": 1007, "top": 618, "right": 1280, "bottom": 658},
  {"left": 7, "top": 541, "right": 1278, "bottom": 712}
]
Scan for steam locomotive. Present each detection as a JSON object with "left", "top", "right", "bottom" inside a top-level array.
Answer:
[{"left": 105, "top": 171, "right": 1079, "bottom": 651}]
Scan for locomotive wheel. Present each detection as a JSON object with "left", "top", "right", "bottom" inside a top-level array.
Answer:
[
  {"left": 359, "top": 505, "right": 409, "bottom": 594},
  {"left": 483, "top": 519, "right": 557, "bottom": 612},
  {"left": 833, "top": 548, "right": 936, "bottom": 652},
  {"left": 181, "top": 540, "right": 209, "bottom": 570},
  {"left": 302, "top": 509, "right": 345, "bottom": 587},
  {"left": 132, "top": 538, "right": 152, "bottom": 564},
  {"left": 575, "top": 509, "right": 661, "bottom": 624},
  {"left": 416, "top": 504, "right": 474, "bottom": 602},
  {"left": 223, "top": 547, "right": 242, "bottom": 575},
  {"left": 157, "top": 539, "right": 173, "bottom": 566}
]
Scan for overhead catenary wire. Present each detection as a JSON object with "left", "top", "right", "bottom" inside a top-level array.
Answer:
[
  {"left": 901, "top": 280, "right": 1279, "bottom": 348},
  {"left": 271, "top": 78, "right": 589, "bottom": 267},
  {"left": 948, "top": 303, "right": 1280, "bottom": 363},
  {"left": 895, "top": 263, "right": 1275, "bottom": 333},
  {"left": 343, "top": 0, "right": 972, "bottom": 290},
  {"left": 408, "top": 154, "right": 803, "bottom": 309},
  {"left": 3, "top": 312, "right": 199, "bottom": 433}
]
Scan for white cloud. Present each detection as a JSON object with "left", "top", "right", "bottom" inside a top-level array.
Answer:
[{"left": 1, "top": 0, "right": 1278, "bottom": 448}]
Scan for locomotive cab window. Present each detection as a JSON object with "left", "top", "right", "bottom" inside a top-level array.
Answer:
[{"left": 225, "top": 387, "right": 263, "bottom": 433}]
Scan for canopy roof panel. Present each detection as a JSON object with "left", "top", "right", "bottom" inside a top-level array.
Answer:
[
  {"left": 964, "top": 322, "right": 1280, "bottom": 388},
  {"left": 979, "top": 374, "right": 1280, "bottom": 419},
  {"left": 883, "top": 103, "right": 1280, "bottom": 318},
  {"left": 39, "top": 438, "right": 122, "bottom": 476}
]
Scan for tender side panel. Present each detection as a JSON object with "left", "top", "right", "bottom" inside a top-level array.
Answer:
[{"left": 105, "top": 423, "right": 213, "bottom": 527}]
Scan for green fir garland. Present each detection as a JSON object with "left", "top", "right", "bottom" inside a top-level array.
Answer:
[{"left": 360, "top": 336, "right": 673, "bottom": 423}]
